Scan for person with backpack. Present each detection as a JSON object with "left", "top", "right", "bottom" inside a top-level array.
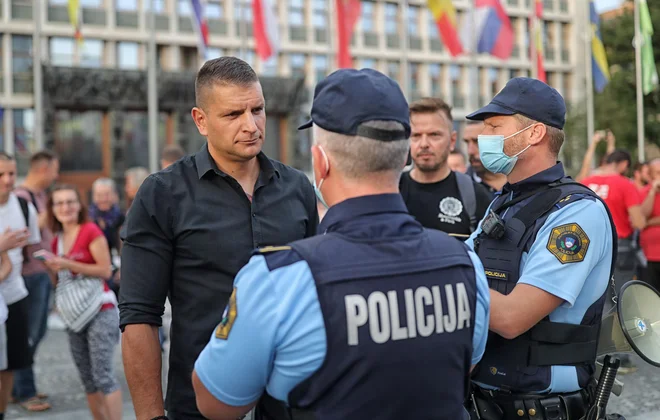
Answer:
[
  {"left": 400, "top": 97, "right": 493, "bottom": 238},
  {"left": 0, "top": 152, "right": 41, "bottom": 420},
  {"left": 11, "top": 150, "right": 58, "bottom": 412}
]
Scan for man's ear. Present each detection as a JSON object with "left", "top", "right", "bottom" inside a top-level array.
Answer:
[
  {"left": 528, "top": 123, "right": 547, "bottom": 146},
  {"left": 191, "top": 107, "right": 208, "bottom": 137}
]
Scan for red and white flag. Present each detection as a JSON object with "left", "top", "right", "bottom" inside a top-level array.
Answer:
[
  {"left": 336, "top": 0, "right": 361, "bottom": 68},
  {"left": 253, "top": 0, "right": 280, "bottom": 61}
]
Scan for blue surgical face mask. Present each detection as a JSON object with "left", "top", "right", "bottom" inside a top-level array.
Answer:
[
  {"left": 477, "top": 124, "right": 535, "bottom": 175},
  {"left": 313, "top": 146, "right": 330, "bottom": 209}
]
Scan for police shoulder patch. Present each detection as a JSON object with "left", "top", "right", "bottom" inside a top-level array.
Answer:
[
  {"left": 215, "top": 287, "right": 238, "bottom": 340},
  {"left": 546, "top": 223, "right": 590, "bottom": 264}
]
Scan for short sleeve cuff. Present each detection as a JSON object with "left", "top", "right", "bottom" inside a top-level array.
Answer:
[
  {"left": 194, "top": 351, "right": 262, "bottom": 407},
  {"left": 518, "top": 276, "right": 578, "bottom": 308}
]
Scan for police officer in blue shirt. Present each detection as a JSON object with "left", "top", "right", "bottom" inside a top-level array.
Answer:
[
  {"left": 463, "top": 78, "right": 617, "bottom": 420},
  {"left": 191, "top": 68, "right": 491, "bottom": 420}
]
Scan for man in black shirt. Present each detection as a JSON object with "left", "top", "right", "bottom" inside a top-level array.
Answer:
[
  {"left": 118, "top": 57, "right": 318, "bottom": 420},
  {"left": 400, "top": 98, "right": 492, "bottom": 237}
]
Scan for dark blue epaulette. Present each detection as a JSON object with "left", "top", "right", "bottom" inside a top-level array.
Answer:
[{"left": 252, "top": 246, "right": 304, "bottom": 272}]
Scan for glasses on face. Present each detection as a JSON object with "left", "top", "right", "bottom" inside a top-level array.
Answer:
[{"left": 53, "top": 199, "right": 79, "bottom": 208}]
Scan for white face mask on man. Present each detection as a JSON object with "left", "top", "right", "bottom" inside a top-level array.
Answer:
[{"left": 313, "top": 145, "right": 330, "bottom": 209}]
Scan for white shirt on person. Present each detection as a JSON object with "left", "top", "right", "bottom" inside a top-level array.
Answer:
[{"left": 0, "top": 193, "right": 41, "bottom": 305}]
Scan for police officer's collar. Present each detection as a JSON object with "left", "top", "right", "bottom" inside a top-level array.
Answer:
[
  {"left": 501, "top": 162, "right": 565, "bottom": 194},
  {"left": 319, "top": 193, "right": 409, "bottom": 233}
]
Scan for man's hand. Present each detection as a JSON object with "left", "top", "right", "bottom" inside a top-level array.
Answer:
[
  {"left": 652, "top": 179, "right": 660, "bottom": 192},
  {"left": 0, "top": 228, "right": 29, "bottom": 253},
  {"left": 592, "top": 131, "right": 605, "bottom": 144}
]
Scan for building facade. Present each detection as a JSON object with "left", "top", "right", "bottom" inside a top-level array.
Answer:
[{"left": 0, "top": 0, "right": 585, "bottom": 196}]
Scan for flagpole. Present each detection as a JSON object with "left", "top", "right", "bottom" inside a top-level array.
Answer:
[
  {"left": 147, "top": 0, "right": 159, "bottom": 173},
  {"left": 33, "top": 0, "right": 43, "bottom": 149},
  {"left": 634, "top": 0, "right": 645, "bottom": 162},
  {"left": 401, "top": 0, "right": 409, "bottom": 99},
  {"left": 585, "top": 0, "right": 595, "bottom": 151},
  {"left": 469, "top": 0, "right": 478, "bottom": 113},
  {"left": 239, "top": 0, "right": 247, "bottom": 59}
]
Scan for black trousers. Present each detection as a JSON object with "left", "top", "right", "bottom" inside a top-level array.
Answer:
[{"left": 644, "top": 261, "right": 660, "bottom": 292}]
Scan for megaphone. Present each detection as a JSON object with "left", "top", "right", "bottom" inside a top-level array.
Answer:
[
  {"left": 585, "top": 281, "right": 660, "bottom": 420},
  {"left": 597, "top": 280, "right": 660, "bottom": 366}
]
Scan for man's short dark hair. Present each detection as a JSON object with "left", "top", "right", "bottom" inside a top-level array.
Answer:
[
  {"left": 0, "top": 152, "right": 13, "bottom": 161},
  {"left": 633, "top": 161, "right": 647, "bottom": 172},
  {"left": 30, "top": 150, "right": 57, "bottom": 168},
  {"left": 195, "top": 56, "right": 259, "bottom": 108},
  {"left": 161, "top": 144, "right": 185, "bottom": 163},
  {"left": 606, "top": 149, "right": 632, "bottom": 166},
  {"left": 409, "top": 97, "right": 453, "bottom": 123},
  {"left": 449, "top": 150, "right": 465, "bottom": 158}
]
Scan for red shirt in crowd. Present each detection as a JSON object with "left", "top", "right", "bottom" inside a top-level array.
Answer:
[
  {"left": 640, "top": 186, "right": 660, "bottom": 261},
  {"left": 52, "top": 222, "right": 114, "bottom": 310},
  {"left": 581, "top": 174, "right": 641, "bottom": 239}
]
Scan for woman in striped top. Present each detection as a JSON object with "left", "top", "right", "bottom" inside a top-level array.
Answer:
[{"left": 44, "top": 185, "right": 122, "bottom": 420}]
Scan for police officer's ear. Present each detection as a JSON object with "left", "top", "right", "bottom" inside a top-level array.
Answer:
[
  {"left": 311, "top": 145, "right": 330, "bottom": 180},
  {"left": 527, "top": 122, "right": 547, "bottom": 146}
]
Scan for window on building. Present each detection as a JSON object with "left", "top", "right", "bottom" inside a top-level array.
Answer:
[
  {"left": 429, "top": 12, "right": 439, "bottom": 38},
  {"left": 488, "top": 68, "right": 499, "bottom": 94},
  {"left": 117, "top": 42, "right": 139, "bottom": 69},
  {"left": 50, "top": 37, "right": 75, "bottom": 66},
  {"left": 450, "top": 65, "right": 462, "bottom": 105},
  {"left": 361, "top": 58, "right": 376, "bottom": 69},
  {"left": 313, "top": 0, "right": 327, "bottom": 28},
  {"left": 54, "top": 110, "right": 104, "bottom": 172},
  {"left": 563, "top": 72, "right": 571, "bottom": 100},
  {"left": 13, "top": 109, "right": 36, "bottom": 176},
  {"left": 145, "top": 0, "right": 165, "bottom": 12},
  {"left": 262, "top": 55, "right": 278, "bottom": 75},
  {"left": 289, "top": 0, "right": 304, "bottom": 26},
  {"left": 290, "top": 54, "right": 306, "bottom": 78},
  {"left": 362, "top": 2, "right": 375, "bottom": 32},
  {"left": 509, "top": 68, "right": 518, "bottom": 80},
  {"left": 206, "top": 47, "right": 224, "bottom": 60},
  {"left": 387, "top": 61, "right": 400, "bottom": 82},
  {"left": 81, "top": 39, "right": 103, "bottom": 67},
  {"left": 429, "top": 63, "right": 441, "bottom": 96},
  {"left": 237, "top": 49, "right": 255, "bottom": 68},
  {"left": 314, "top": 55, "right": 328, "bottom": 83},
  {"left": 409, "top": 62, "right": 420, "bottom": 94},
  {"left": 177, "top": 0, "right": 191, "bottom": 15},
  {"left": 385, "top": 3, "right": 398, "bottom": 34},
  {"left": 234, "top": 0, "right": 253, "bottom": 22},
  {"left": 81, "top": 0, "right": 102, "bottom": 6},
  {"left": 116, "top": 0, "right": 136, "bottom": 10},
  {"left": 181, "top": 47, "right": 198, "bottom": 70},
  {"left": 206, "top": 1, "right": 223, "bottom": 19},
  {"left": 12, "top": 35, "right": 33, "bottom": 94},
  {"left": 408, "top": 5, "right": 419, "bottom": 35}
]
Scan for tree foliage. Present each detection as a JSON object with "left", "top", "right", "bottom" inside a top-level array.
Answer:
[{"left": 594, "top": 0, "right": 660, "bottom": 159}]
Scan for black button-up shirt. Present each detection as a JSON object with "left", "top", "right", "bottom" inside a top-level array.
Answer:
[{"left": 118, "top": 145, "right": 318, "bottom": 419}]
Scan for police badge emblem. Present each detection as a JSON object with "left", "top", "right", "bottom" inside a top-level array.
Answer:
[
  {"left": 546, "top": 223, "right": 590, "bottom": 264},
  {"left": 215, "top": 287, "right": 238, "bottom": 340}
]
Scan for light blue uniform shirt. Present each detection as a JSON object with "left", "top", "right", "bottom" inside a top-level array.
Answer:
[
  {"left": 194, "top": 250, "right": 491, "bottom": 406},
  {"left": 466, "top": 197, "right": 614, "bottom": 393}
]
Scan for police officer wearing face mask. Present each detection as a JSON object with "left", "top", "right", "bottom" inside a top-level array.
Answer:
[
  {"left": 464, "top": 78, "right": 617, "bottom": 420},
  {"left": 190, "top": 68, "right": 491, "bottom": 420}
]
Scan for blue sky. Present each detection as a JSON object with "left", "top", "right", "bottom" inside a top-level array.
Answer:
[{"left": 595, "top": 0, "right": 623, "bottom": 12}]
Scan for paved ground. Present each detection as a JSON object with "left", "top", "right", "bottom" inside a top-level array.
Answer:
[{"left": 6, "top": 319, "right": 659, "bottom": 419}]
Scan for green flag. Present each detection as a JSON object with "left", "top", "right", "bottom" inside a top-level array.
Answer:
[{"left": 640, "top": 0, "right": 659, "bottom": 94}]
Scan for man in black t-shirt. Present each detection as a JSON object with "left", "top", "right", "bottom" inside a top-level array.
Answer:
[{"left": 400, "top": 98, "right": 492, "bottom": 237}]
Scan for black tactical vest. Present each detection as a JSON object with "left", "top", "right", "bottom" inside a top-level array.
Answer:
[
  {"left": 255, "top": 223, "right": 477, "bottom": 420},
  {"left": 472, "top": 178, "right": 617, "bottom": 393}
]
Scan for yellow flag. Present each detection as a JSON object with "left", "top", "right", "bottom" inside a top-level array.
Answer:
[{"left": 68, "top": 0, "right": 83, "bottom": 43}]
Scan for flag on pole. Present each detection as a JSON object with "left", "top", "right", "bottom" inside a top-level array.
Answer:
[
  {"left": 190, "top": 0, "right": 210, "bottom": 61},
  {"left": 531, "top": 0, "right": 546, "bottom": 82},
  {"left": 335, "top": 0, "right": 361, "bottom": 68},
  {"left": 459, "top": 0, "right": 513, "bottom": 59},
  {"left": 639, "top": 0, "right": 659, "bottom": 95},
  {"left": 253, "top": 0, "right": 280, "bottom": 61},
  {"left": 590, "top": 0, "right": 610, "bottom": 93},
  {"left": 67, "top": 0, "right": 83, "bottom": 43},
  {"left": 428, "top": 0, "right": 463, "bottom": 57}
]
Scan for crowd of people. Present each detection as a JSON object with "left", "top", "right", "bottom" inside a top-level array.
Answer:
[
  {"left": 0, "top": 55, "right": 656, "bottom": 420},
  {"left": 0, "top": 143, "right": 186, "bottom": 419}
]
